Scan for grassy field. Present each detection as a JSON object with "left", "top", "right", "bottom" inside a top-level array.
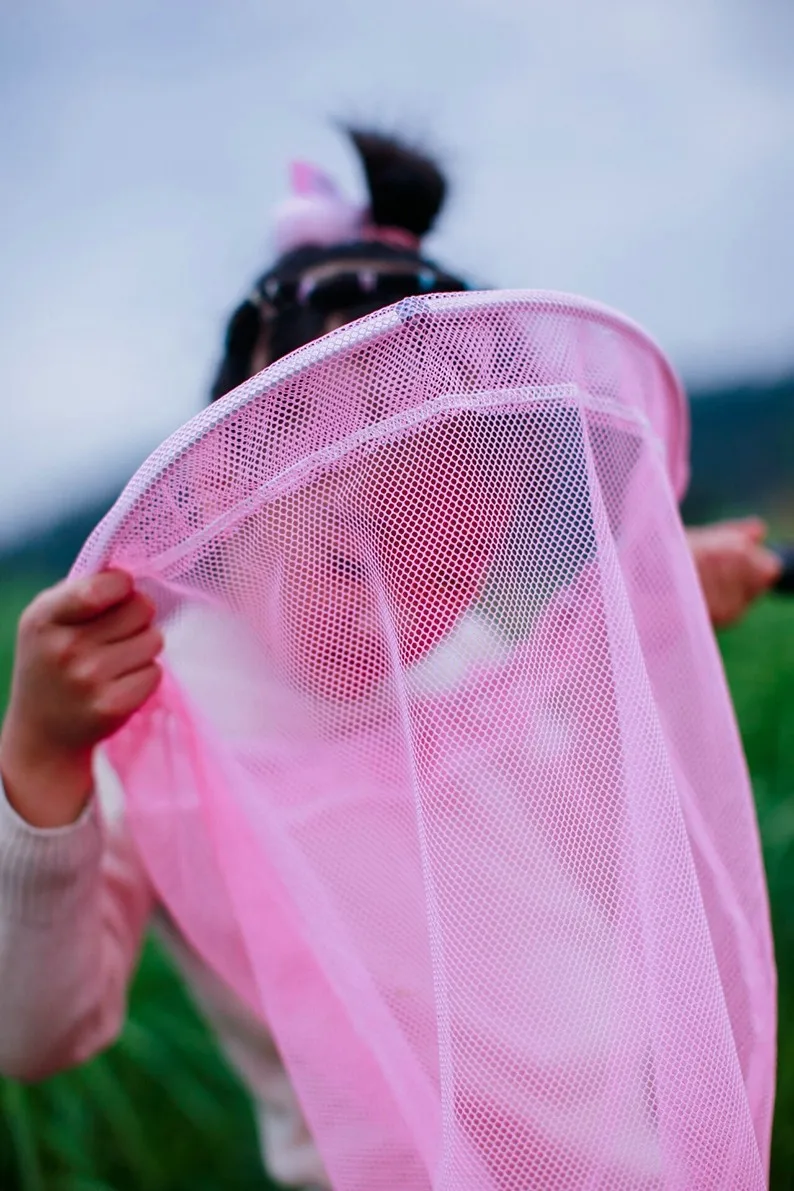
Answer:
[{"left": 0, "top": 575, "right": 793, "bottom": 1189}]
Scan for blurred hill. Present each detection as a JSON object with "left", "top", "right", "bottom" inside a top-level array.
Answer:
[
  {"left": 1, "top": 373, "right": 792, "bottom": 583},
  {"left": 0, "top": 484, "right": 123, "bottom": 581},
  {"left": 681, "top": 372, "right": 794, "bottom": 528}
]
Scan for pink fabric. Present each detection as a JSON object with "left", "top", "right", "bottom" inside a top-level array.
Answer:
[
  {"left": 272, "top": 159, "right": 421, "bottom": 255},
  {"left": 360, "top": 223, "right": 422, "bottom": 253},
  {"left": 73, "top": 291, "right": 775, "bottom": 1190},
  {"left": 273, "top": 161, "right": 363, "bottom": 255}
]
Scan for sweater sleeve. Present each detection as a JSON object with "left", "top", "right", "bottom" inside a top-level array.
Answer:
[{"left": 0, "top": 758, "right": 154, "bottom": 1081}]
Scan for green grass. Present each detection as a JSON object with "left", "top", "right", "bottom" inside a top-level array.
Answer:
[
  {"left": 720, "top": 597, "right": 794, "bottom": 1188},
  {"left": 0, "top": 576, "right": 793, "bottom": 1187}
]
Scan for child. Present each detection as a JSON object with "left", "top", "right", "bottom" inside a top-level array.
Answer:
[{"left": 0, "top": 129, "right": 781, "bottom": 1190}]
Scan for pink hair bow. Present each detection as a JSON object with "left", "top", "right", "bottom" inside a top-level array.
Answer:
[{"left": 272, "top": 161, "right": 421, "bottom": 256}]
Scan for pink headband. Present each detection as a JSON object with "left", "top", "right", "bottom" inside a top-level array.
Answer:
[{"left": 272, "top": 161, "right": 421, "bottom": 256}]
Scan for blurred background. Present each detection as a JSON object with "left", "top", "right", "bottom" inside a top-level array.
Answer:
[{"left": 0, "top": 1, "right": 792, "bottom": 1188}]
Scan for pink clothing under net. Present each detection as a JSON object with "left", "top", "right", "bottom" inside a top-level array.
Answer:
[{"left": 73, "top": 291, "right": 775, "bottom": 1190}]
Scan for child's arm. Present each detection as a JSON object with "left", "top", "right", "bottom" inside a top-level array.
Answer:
[
  {"left": 0, "top": 775, "right": 154, "bottom": 1080},
  {"left": 0, "top": 571, "right": 163, "bottom": 1080}
]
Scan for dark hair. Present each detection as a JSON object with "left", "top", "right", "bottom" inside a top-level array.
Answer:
[
  {"left": 209, "top": 128, "right": 465, "bottom": 402},
  {"left": 347, "top": 127, "right": 447, "bottom": 238}
]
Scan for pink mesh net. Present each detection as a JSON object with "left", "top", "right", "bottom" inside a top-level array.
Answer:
[{"left": 73, "top": 291, "right": 775, "bottom": 1189}]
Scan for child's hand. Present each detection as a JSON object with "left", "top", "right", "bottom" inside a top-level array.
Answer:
[
  {"left": 686, "top": 518, "right": 782, "bottom": 629},
  {"left": 0, "top": 570, "right": 163, "bottom": 828}
]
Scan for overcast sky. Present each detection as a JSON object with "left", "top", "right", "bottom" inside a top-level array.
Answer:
[{"left": 1, "top": 0, "right": 792, "bottom": 542}]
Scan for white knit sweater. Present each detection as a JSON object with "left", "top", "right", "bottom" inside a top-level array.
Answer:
[{"left": 0, "top": 764, "right": 329, "bottom": 1190}]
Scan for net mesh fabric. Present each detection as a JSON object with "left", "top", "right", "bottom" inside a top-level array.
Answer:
[{"left": 74, "top": 291, "right": 775, "bottom": 1190}]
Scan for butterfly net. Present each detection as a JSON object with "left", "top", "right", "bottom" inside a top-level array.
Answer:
[{"left": 74, "top": 291, "right": 775, "bottom": 1190}]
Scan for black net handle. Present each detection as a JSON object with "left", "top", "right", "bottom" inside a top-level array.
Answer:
[{"left": 771, "top": 545, "right": 794, "bottom": 594}]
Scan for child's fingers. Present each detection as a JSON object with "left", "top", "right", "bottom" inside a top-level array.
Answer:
[
  {"left": 41, "top": 571, "right": 134, "bottom": 627},
  {"left": 747, "top": 546, "right": 783, "bottom": 592},
  {"left": 86, "top": 591, "right": 156, "bottom": 645},
  {"left": 102, "top": 627, "right": 164, "bottom": 681},
  {"left": 97, "top": 664, "right": 162, "bottom": 722},
  {"left": 731, "top": 517, "right": 768, "bottom": 544}
]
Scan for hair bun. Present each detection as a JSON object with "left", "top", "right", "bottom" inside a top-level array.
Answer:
[{"left": 347, "top": 128, "right": 448, "bottom": 238}]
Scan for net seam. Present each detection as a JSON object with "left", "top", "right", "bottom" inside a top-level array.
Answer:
[
  {"left": 72, "top": 289, "right": 684, "bottom": 576},
  {"left": 126, "top": 384, "right": 658, "bottom": 576}
]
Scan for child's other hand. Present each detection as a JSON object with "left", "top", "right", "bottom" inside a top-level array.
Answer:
[
  {"left": 686, "top": 518, "right": 782, "bottom": 629},
  {"left": 0, "top": 571, "right": 163, "bottom": 827}
]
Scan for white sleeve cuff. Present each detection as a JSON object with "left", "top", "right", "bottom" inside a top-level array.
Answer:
[{"left": 0, "top": 777, "right": 103, "bottom": 926}]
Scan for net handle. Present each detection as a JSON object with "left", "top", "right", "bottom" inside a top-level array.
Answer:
[{"left": 771, "top": 543, "right": 794, "bottom": 594}]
